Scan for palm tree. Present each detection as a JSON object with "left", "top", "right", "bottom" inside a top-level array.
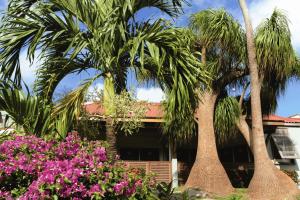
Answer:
[
  {"left": 236, "top": 77, "right": 290, "bottom": 151},
  {"left": 0, "top": 81, "right": 71, "bottom": 138},
  {"left": 238, "top": 1, "right": 299, "bottom": 199},
  {"left": 0, "top": 0, "right": 209, "bottom": 155},
  {"left": 184, "top": 9, "right": 246, "bottom": 195}
]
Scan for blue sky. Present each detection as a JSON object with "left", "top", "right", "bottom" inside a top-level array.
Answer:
[{"left": 0, "top": 0, "right": 300, "bottom": 116}]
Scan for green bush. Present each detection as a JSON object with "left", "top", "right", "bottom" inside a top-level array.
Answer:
[{"left": 0, "top": 133, "right": 157, "bottom": 199}]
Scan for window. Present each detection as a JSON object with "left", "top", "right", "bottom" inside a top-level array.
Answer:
[
  {"left": 120, "top": 148, "right": 159, "bottom": 161},
  {"left": 120, "top": 149, "right": 139, "bottom": 160},
  {"left": 177, "top": 149, "right": 196, "bottom": 163},
  {"left": 271, "top": 134, "right": 299, "bottom": 159},
  {"left": 140, "top": 149, "right": 159, "bottom": 161}
]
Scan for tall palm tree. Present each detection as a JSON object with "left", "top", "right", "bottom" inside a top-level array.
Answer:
[
  {"left": 236, "top": 77, "right": 290, "bottom": 151},
  {"left": 184, "top": 9, "right": 246, "bottom": 195},
  {"left": 238, "top": 1, "right": 299, "bottom": 199},
  {"left": 0, "top": 0, "right": 209, "bottom": 155},
  {"left": 225, "top": 10, "right": 299, "bottom": 155}
]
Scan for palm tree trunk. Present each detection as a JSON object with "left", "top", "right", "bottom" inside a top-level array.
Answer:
[
  {"left": 239, "top": 0, "right": 299, "bottom": 199},
  {"left": 185, "top": 91, "right": 234, "bottom": 196},
  {"left": 106, "top": 118, "right": 118, "bottom": 159},
  {"left": 236, "top": 115, "right": 251, "bottom": 149},
  {"left": 236, "top": 83, "right": 252, "bottom": 149},
  {"left": 103, "top": 73, "right": 118, "bottom": 159}
]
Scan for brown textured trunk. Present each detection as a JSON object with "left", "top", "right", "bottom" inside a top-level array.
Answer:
[
  {"left": 185, "top": 91, "right": 234, "bottom": 196},
  {"left": 106, "top": 119, "right": 118, "bottom": 159},
  {"left": 239, "top": 0, "right": 299, "bottom": 199},
  {"left": 236, "top": 83, "right": 252, "bottom": 150},
  {"left": 236, "top": 115, "right": 251, "bottom": 150}
]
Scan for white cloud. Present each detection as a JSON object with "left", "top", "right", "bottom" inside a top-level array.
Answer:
[
  {"left": 249, "top": 0, "right": 300, "bottom": 50},
  {"left": 86, "top": 85, "right": 165, "bottom": 102},
  {"left": 19, "top": 50, "right": 39, "bottom": 86},
  {"left": 136, "top": 87, "right": 164, "bottom": 102}
]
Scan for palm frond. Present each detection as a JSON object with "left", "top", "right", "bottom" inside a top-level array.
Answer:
[
  {"left": 53, "top": 74, "right": 102, "bottom": 134},
  {"left": 214, "top": 96, "right": 241, "bottom": 144},
  {"left": 0, "top": 2, "right": 82, "bottom": 85},
  {"left": 0, "top": 0, "right": 207, "bottom": 141},
  {"left": 117, "top": 21, "right": 210, "bottom": 138},
  {"left": 292, "top": 57, "right": 300, "bottom": 76},
  {"left": 139, "top": 26, "right": 209, "bottom": 138},
  {"left": 0, "top": 81, "right": 53, "bottom": 136},
  {"left": 255, "top": 9, "right": 297, "bottom": 82},
  {"left": 132, "top": 0, "right": 187, "bottom": 18},
  {"left": 244, "top": 79, "right": 285, "bottom": 116},
  {"left": 189, "top": 9, "right": 245, "bottom": 53},
  {"left": 189, "top": 9, "right": 246, "bottom": 87},
  {"left": 34, "top": 56, "right": 93, "bottom": 102}
]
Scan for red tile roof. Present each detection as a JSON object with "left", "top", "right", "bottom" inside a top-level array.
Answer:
[
  {"left": 84, "top": 102, "right": 163, "bottom": 118},
  {"left": 84, "top": 102, "right": 105, "bottom": 115},
  {"left": 84, "top": 102, "right": 300, "bottom": 123},
  {"left": 263, "top": 115, "right": 300, "bottom": 123}
]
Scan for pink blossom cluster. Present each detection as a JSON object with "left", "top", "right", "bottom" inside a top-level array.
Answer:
[{"left": 0, "top": 133, "right": 153, "bottom": 199}]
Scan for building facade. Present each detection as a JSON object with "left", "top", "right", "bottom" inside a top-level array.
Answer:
[{"left": 84, "top": 102, "right": 300, "bottom": 188}]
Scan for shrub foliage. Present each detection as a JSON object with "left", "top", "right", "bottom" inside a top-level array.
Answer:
[{"left": 0, "top": 133, "right": 155, "bottom": 199}]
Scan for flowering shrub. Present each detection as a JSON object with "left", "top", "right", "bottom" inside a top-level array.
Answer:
[{"left": 0, "top": 133, "right": 156, "bottom": 199}]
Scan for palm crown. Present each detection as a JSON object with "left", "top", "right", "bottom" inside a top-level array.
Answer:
[{"left": 0, "top": 0, "right": 210, "bottom": 136}]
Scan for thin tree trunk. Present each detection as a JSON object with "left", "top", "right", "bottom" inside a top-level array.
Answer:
[
  {"left": 185, "top": 91, "right": 234, "bottom": 196},
  {"left": 236, "top": 83, "right": 252, "bottom": 150},
  {"left": 236, "top": 115, "right": 251, "bottom": 150},
  {"left": 239, "top": 0, "right": 299, "bottom": 199}
]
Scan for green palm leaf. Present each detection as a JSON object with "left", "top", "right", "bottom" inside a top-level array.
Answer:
[
  {"left": 214, "top": 96, "right": 241, "bottom": 144},
  {"left": 255, "top": 9, "right": 297, "bottom": 82},
  {"left": 0, "top": 81, "right": 53, "bottom": 136}
]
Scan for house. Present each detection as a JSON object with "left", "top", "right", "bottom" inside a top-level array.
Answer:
[
  {"left": 289, "top": 114, "right": 300, "bottom": 119},
  {"left": 84, "top": 102, "right": 300, "bottom": 188},
  {"left": 0, "top": 111, "right": 14, "bottom": 132}
]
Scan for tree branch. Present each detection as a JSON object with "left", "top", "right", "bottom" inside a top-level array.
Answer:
[
  {"left": 215, "top": 68, "right": 247, "bottom": 89},
  {"left": 236, "top": 115, "right": 252, "bottom": 151},
  {"left": 239, "top": 82, "right": 250, "bottom": 108}
]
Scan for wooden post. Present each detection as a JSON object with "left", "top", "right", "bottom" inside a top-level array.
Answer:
[{"left": 169, "top": 139, "right": 178, "bottom": 188}]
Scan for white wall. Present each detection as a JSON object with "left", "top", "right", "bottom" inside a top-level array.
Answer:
[
  {"left": 286, "top": 127, "right": 300, "bottom": 172},
  {"left": 264, "top": 126, "right": 300, "bottom": 187},
  {"left": 0, "top": 111, "right": 10, "bottom": 129},
  {"left": 276, "top": 126, "right": 300, "bottom": 187}
]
